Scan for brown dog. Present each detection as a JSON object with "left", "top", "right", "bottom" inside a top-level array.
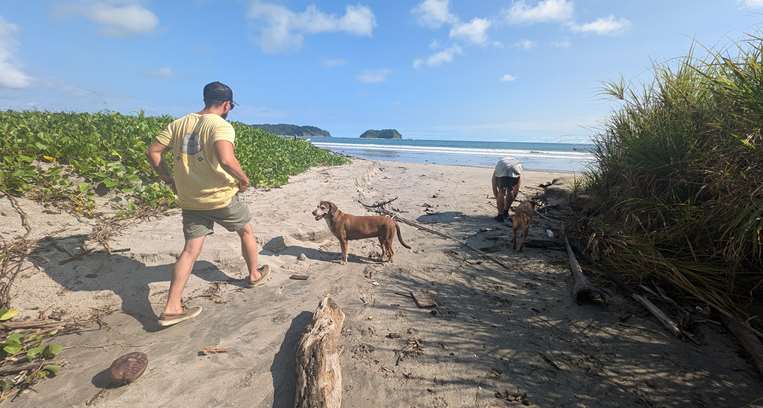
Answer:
[
  {"left": 312, "top": 201, "right": 411, "bottom": 264},
  {"left": 512, "top": 200, "right": 536, "bottom": 252}
]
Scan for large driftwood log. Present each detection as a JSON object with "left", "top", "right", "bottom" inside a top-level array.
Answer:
[
  {"left": 564, "top": 236, "right": 608, "bottom": 304},
  {"left": 294, "top": 296, "right": 345, "bottom": 408},
  {"left": 721, "top": 315, "right": 763, "bottom": 377}
]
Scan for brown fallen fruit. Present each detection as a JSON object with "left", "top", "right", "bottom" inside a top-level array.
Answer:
[{"left": 109, "top": 352, "right": 148, "bottom": 385}]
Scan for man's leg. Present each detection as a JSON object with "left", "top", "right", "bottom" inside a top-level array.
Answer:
[
  {"left": 163, "top": 236, "right": 206, "bottom": 315},
  {"left": 237, "top": 223, "right": 262, "bottom": 282},
  {"left": 491, "top": 175, "right": 502, "bottom": 217}
]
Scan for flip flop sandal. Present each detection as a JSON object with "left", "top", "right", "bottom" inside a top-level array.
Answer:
[
  {"left": 157, "top": 306, "right": 203, "bottom": 327},
  {"left": 246, "top": 265, "right": 271, "bottom": 288},
  {"left": 109, "top": 352, "right": 148, "bottom": 385}
]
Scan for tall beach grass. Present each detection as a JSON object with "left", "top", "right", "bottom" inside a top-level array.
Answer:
[{"left": 575, "top": 37, "right": 763, "bottom": 323}]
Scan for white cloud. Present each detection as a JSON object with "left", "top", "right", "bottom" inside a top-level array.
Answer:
[
  {"left": 429, "top": 39, "right": 441, "bottom": 49},
  {"left": 412, "top": 0, "right": 457, "bottom": 28},
  {"left": 571, "top": 15, "right": 631, "bottom": 35},
  {"left": 492, "top": 41, "right": 504, "bottom": 48},
  {"left": 321, "top": 58, "right": 346, "bottom": 68},
  {"left": 500, "top": 74, "right": 517, "bottom": 82},
  {"left": 449, "top": 18, "right": 490, "bottom": 46},
  {"left": 513, "top": 39, "right": 536, "bottom": 50},
  {"left": 357, "top": 68, "right": 391, "bottom": 84},
  {"left": 73, "top": 2, "right": 159, "bottom": 36},
  {"left": 248, "top": 1, "right": 376, "bottom": 53},
  {"left": 0, "top": 17, "right": 31, "bottom": 89},
  {"left": 505, "top": 0, "right": 573, "bottom": 24},
  {"left": 413, "top": 45, "right": 462, "bottom": 69},
  {"left": 147, "top": 66, "right": 173, "bottom": 79},
  {"left": 741, "top": 0, "right": 763, "bottom": 8}
]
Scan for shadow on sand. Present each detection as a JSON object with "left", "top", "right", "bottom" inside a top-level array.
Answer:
[{"left": 32, "top": 234, "right": 248, "bottom": 332}]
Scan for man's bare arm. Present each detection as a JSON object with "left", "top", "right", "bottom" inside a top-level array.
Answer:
[
  {"left": 214, "top": 140, "right": 251, "bottom": 192},
  {"left": 146, "top": 142, "right": 175, "bottom": 190}
]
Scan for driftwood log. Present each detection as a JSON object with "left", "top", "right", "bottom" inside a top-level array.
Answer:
[
  {"left": 294, "top": 296, "right": 345, "bottom": 408},
  {"left": 564, "top": 236, "right": 608, "bottom": 304},
  {"left": 631, "top": 294, "right": 683, "bottom": 337},
  {"left": 721, "top": 315, "right": 763, "bottom": 377}
]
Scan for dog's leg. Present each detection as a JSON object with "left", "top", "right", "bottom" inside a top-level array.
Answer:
[
  {"left": 512, "top": 225, "right": 518, "bottom": 250},
  {"left": 340, "top": 238, "right": 349, "bottom": 264},
  {"left": 519, "top": 223, "right": 529, "bottom": 252},
  {"left": 386, "top": 240, "right": 394, "bottom": 262},
  {"left": 377, "top": 237, "right": 386, "bottom": 262}
]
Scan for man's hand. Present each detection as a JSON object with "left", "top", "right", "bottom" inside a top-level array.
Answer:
[
  {"left": 146, "top": 142, "right": 175, "bottom": 193},
  {"left": 214, "top": 140, "right": 251, "bottom": 193},
  {"left": 238, "top": 176, "right": 250, "bottom": 192}
]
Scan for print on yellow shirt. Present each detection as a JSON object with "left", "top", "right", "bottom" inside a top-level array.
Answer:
[{"left": 155, "top": 113, "right": 238, "bottom": 210}]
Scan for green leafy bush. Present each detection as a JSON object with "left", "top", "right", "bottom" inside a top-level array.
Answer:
[{"left": 0, "top": 111, "right": 348, "bottom": 216}]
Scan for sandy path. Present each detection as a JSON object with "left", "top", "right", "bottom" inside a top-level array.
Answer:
[{"left": 1, "top": 160, "right": 760, "bottom": 407}]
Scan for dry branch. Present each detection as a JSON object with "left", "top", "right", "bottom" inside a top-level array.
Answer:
[
  {"left": 564, "top": 236, "right": 608, "bottom": 304},
  {"left": 294, "top": 296, "right": 345, "bottom": 408},
  {"left": 721, "top": 315, "right": 763, "bottom": 377}
]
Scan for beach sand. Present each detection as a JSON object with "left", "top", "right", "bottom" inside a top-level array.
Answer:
[{"left": 1, "top": 160, "right": 759, "bottom": 407}]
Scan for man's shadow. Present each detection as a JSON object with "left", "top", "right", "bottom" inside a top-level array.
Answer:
[{"left": 32, "top": 235, "right": 247, "bottom": 332}]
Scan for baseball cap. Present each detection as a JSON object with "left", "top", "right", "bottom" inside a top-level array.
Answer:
[{"left": 203, "top": 81, "right": 236, "bottom": 106}]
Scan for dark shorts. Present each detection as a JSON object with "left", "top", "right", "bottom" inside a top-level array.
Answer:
[
  {"left": 495, "top": 176, "right": 519, "bottom": 190},
  {"left": 181, "top": 194, "right": 251, "bottom": 240}
]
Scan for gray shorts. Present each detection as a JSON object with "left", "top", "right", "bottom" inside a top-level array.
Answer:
[{"left": 182, "top": 194, "right": 251, "bottom": 240}]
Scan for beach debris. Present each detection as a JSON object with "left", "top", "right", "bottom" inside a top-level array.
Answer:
[
  {"left": 565, "top": 236, "right": 608, "bottom": 305},
  {"left": 263, "top": 236, "right": 288, "bottom": 253},
  {"left": 297, "top": 253, "right": 307, "bottom": 261},
  {"left": 410, "top": 291, "right": 437, "bottom": 309},
  {"left": 631, "top": 293, "right": 699, "bottom": 344},
  {"left": 721, "top": 315, "right": 763, "bottom": 377},
  {"left": 386, "top": 332, "right": 402, "bottom": 339},
  {"left": 108, "top": 352, "right": 148, "bottom": 385},
  {"left": 290, "top": 274, "right": 310, "bottom": 281},
  {"left": 537, "top": 352, "right": 562, "bottom": 370},
  {"left": 199, "top": 346, "right": 229, "bottom": 356},
  {"left": 295, "top": 296, "right": 345, "bottom": 408},
  {"left": 495, "top": 389, "right": 529, "bottom": 405},
  {"left": 395, "top": 338, "right": 423, "bottom": 366}
]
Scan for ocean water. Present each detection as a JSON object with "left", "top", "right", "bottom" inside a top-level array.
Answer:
[{"left": 311, "top": 137, "right": 595, "bottom": 173}]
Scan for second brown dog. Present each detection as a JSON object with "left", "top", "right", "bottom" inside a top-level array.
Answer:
[
  {"left": 512, "top": 200, "right": 536, "bottom": 252},
  {"left": 312, "top": 201, "right": 411, "bottom": 264}
]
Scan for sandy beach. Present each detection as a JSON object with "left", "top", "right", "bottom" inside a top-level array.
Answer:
[{"left": 1, "top": 160, "right": 760, "bottom": 408}]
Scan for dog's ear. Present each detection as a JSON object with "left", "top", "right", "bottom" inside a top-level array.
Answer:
[{"left": 328, "top": 202, "right": 338, "bottom": 215}]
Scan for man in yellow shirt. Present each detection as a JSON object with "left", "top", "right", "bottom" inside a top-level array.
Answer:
[{"left": 146, "top": 81, "right": 270, "bottom": 327}]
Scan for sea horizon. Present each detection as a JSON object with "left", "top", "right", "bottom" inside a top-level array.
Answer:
[{"left": 310, "top": 136, "right": 595, "bottom": 173}]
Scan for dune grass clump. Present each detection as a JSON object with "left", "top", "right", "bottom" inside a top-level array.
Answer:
[{"left": 576, "top": 38, "right": 763, "bottom": 321}]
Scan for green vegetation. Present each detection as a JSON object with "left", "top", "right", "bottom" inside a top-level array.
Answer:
[
  {"left": 576, "top": 38, "right": 763, "bottom": 321},
  {"left": 0, "top": 111, "right": 348, "bottom": 217},
  {"left": 0, "top": 308, "right": 63, "bottom": 401}
]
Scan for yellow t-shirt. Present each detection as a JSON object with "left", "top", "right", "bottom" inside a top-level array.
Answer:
[{"left": 155, "top": 113, "right": 238, "bottom": 210}]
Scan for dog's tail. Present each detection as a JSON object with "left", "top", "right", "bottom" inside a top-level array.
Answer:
[{"left": 395, "top": 222, "right": 412, "bottom": 249}]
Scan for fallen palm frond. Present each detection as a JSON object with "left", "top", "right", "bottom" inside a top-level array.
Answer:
[{"left": 572, "top": 37, "right": 763, "bottom": 329}]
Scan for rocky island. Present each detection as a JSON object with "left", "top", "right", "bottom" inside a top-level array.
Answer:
[
  {"left": 251, "top": 123, "right": 331, "bottom": 137},
  {"left": 359, "top": 129, "right": 402, "bottom": 139}
]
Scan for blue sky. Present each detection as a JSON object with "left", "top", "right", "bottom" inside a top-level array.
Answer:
[{"left": 1, "top": 0, "right": 763, "bottom": 142}]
